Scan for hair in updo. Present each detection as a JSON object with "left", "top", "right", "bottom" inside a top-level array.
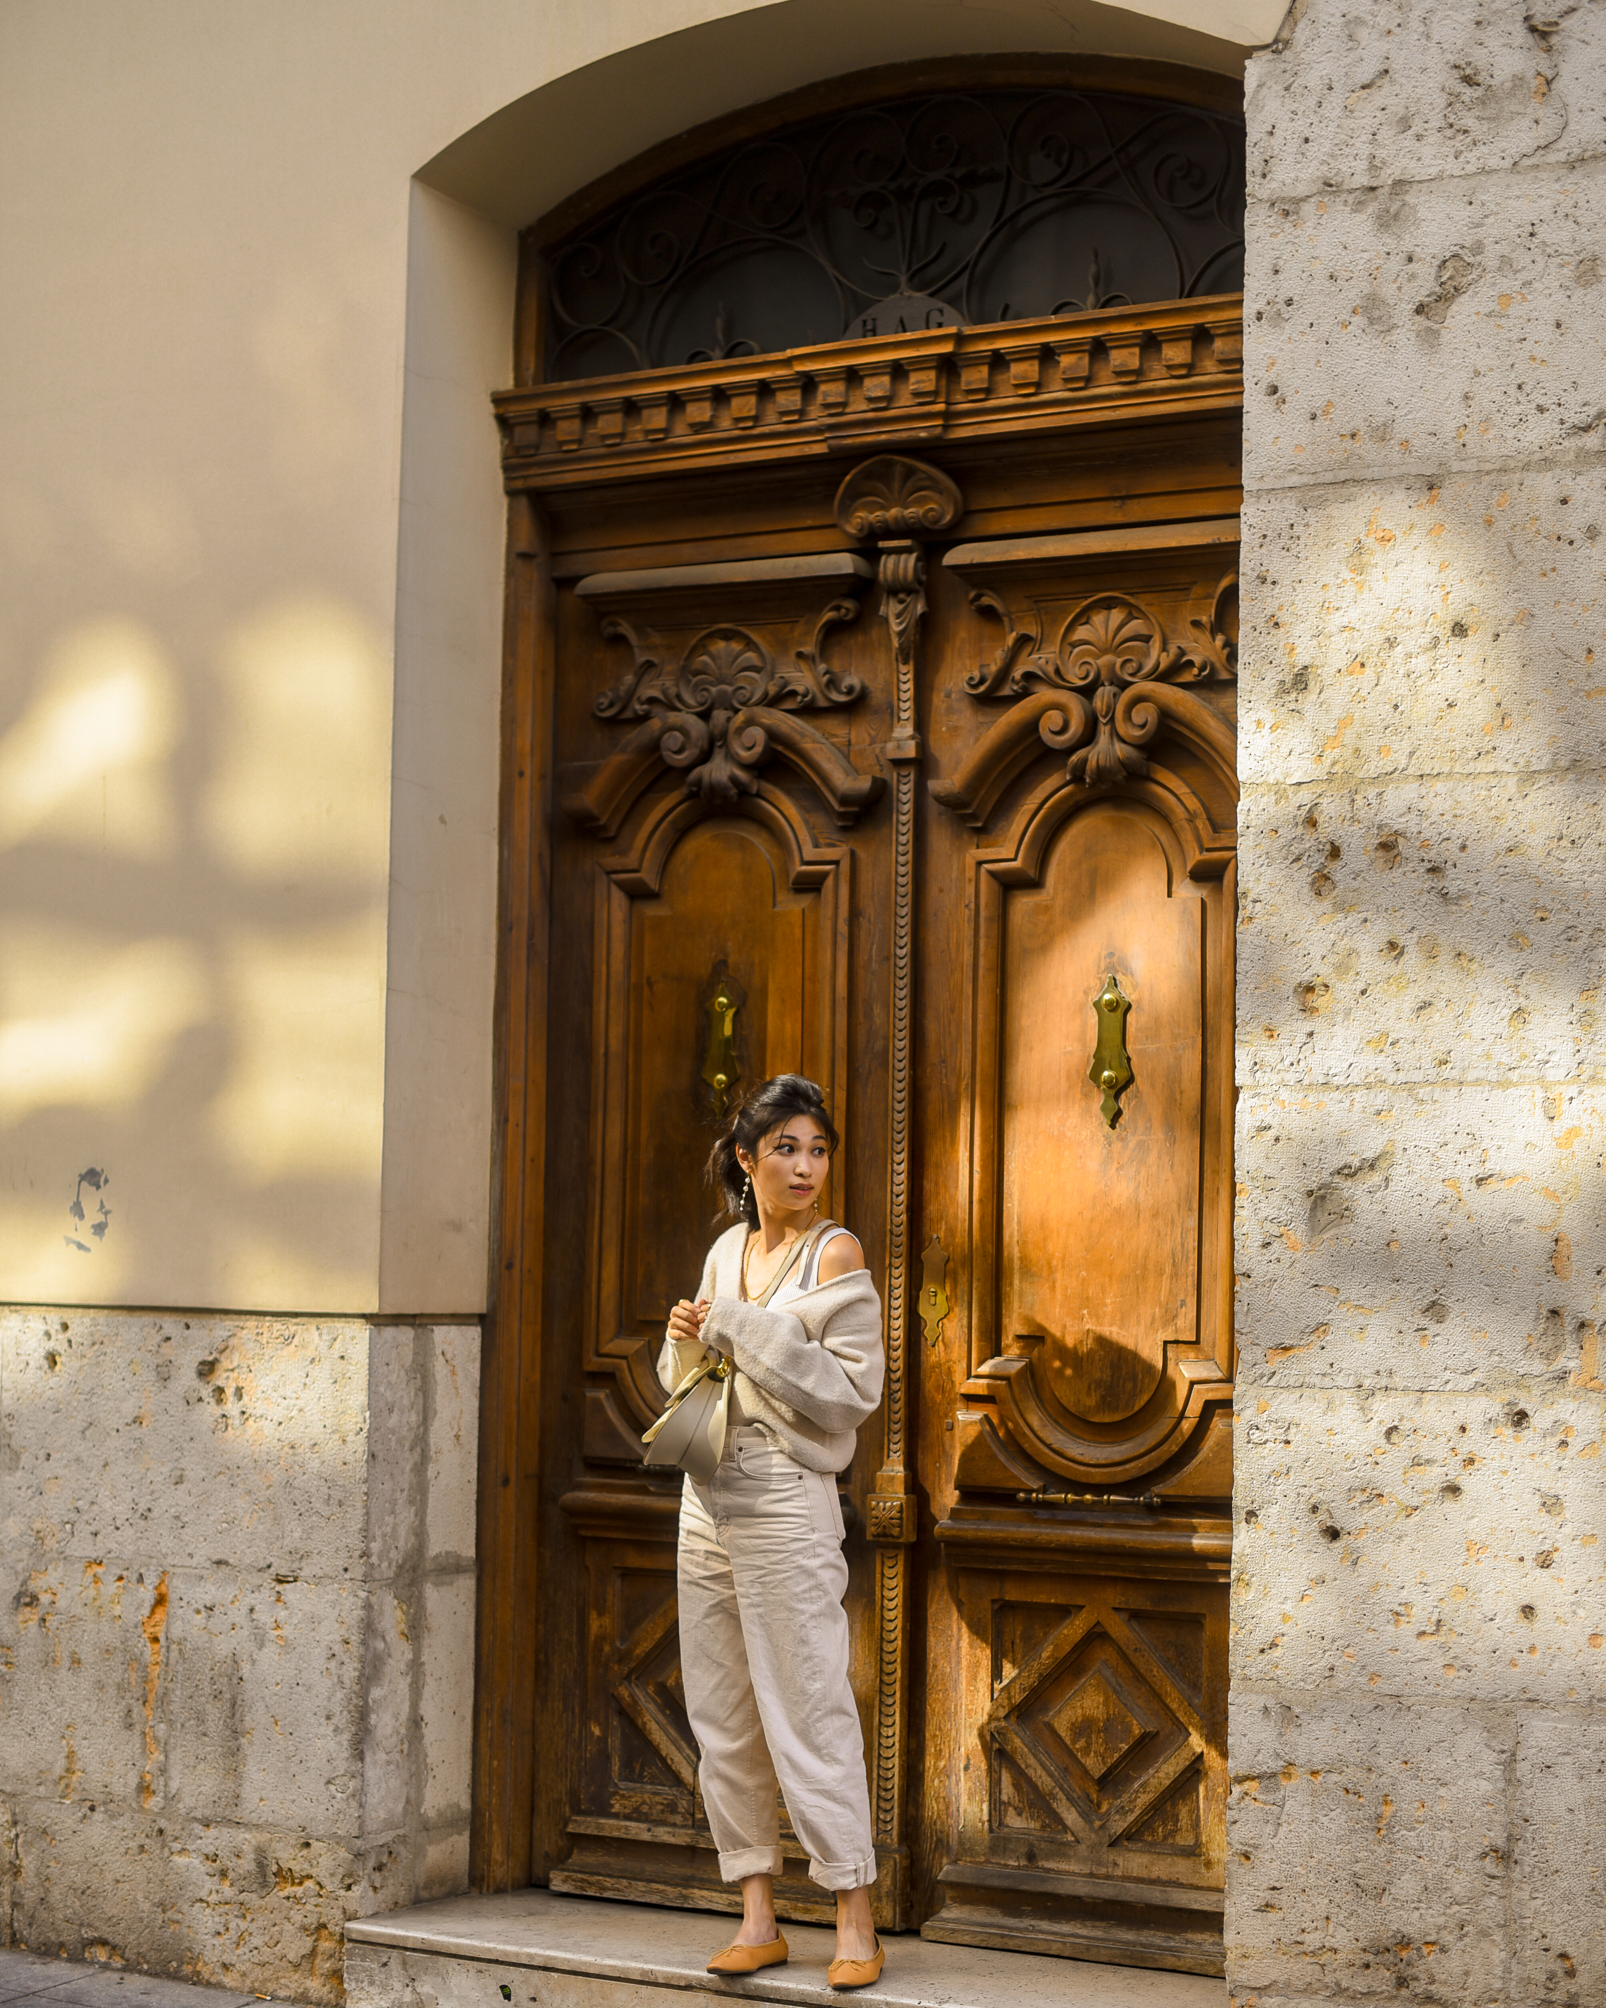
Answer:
[{"left": 706, "top": 1074, "right": 840, "bottom": 1228}]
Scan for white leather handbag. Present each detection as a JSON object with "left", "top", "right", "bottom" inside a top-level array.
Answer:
[
  {"left": 642, "top": 1220, "right": 828, "bottom": 1484},
  {"left": 640, "top": 1350, "right": 733, "bottom": 1485}
]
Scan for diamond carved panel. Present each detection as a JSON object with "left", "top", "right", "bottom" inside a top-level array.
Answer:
[
  {"left": 985, "top": 1601, "right": 1206, "bottom": 1850},
  {"left": 1044, "top": 1666, "right": 1148, "bottom": 1786},
  {"left": 607, "top": 1571, "right": 697, "bottom": 1808}
]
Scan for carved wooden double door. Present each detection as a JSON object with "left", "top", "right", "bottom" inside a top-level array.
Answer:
[{"left": 486, "top": 302, "right": 1241, "bottom": 1977}]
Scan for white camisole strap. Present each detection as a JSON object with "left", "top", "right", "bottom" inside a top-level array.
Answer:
[{"left": 798, "top": 1223, "right": 852, "bottom": 1292}]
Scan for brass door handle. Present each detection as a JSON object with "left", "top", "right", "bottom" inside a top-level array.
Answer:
[
  {"left": 1089, "top": 972, "right": 1133, "bottom": 1127},
  {"left": 702, "top": 968, "right": 741, "bottom": 1117}
]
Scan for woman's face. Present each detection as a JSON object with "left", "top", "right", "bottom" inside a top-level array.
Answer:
[{"left": 739, "top": 1116, "right": 832, "bottom": 1220}]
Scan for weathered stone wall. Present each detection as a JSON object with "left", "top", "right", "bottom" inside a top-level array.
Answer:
[
  {"left": 1232, "top": 3, "right": 1606, "bottom": 2003},
  {"left": 0, "top": 1311, "right": 479, "bottom": 2001}
]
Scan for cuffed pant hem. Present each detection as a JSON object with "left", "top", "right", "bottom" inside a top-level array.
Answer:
[
  {"left": 808, "top": 1853, "right": 878, "bottom": 1891},
  {"left": 718, "top": 1845, "right": 785, "bottom": 1882}
]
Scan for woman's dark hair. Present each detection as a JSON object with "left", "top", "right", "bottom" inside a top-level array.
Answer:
[{"left": 706, "top": 1074, "right": 839, "bottom": 1227}]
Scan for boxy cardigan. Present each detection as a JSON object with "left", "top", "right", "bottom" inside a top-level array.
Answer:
[{"left": 656, "top": 1222, "right": 885, "bottom": 1474}]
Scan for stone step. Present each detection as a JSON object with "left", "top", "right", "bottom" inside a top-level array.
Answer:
[{"left": 345, "top": 1890, "right": 1226, "bottom": 2008}]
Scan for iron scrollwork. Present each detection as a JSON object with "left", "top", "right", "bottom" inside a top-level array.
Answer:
[{"left": 544, "top": 88, "right": 1246, "bottom": 381}]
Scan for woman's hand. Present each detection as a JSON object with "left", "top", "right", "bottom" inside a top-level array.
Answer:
[{"left": 667, "top": 1297, "right": 711, "bottom": 1347}]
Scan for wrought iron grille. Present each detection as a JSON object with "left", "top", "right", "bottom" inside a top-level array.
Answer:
[{"left": 542, "top": 88, "right": 1245, "bottom": 383}]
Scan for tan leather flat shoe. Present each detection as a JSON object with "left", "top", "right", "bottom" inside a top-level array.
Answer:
[
  {"left": 706, "top": 1933, "right": 788, "bottom": 1975},
  {"left": 827, "top": 1936, "right": 884, "bottom": 1990}
]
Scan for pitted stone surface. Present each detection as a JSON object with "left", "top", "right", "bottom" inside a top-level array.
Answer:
[
  {"left": 0, "top": 1947, "right": 269, "bottom": 2008},
  {"left": 417, "top": 1576, "right": 475, "bottom": 1829},
  {"left": 1510, "top": 1711, "right": 1606, "bottom": 2005},
  {"left": 1248, "top": 0, "right": 1606, "bottom": 197},
  {"left": 1238, "top": 778, "right": 1606, "bottom": 1085},
  {"left": 1228, "top": 1697, "right": 1510, "bottom": 2003},
  {"left": 0, "top": 1313, "right": 479, "bottom": 2000},
  {"left": 1239, "top": 468, "right": 1606, "bottom": 785},
  {"left": 1234, "top": 1083, "right": 1604, "bottom": 1391},
  {"left": 0, "top": 1313, "right": 368, "bottom": 1575},
  {"left": 164, "top": 1574, "right": 365, "bottom": 1832},
  {"left": 1235, "top": 1, "right": 1606, "bottom": 2000},
  {"left": 1233, "top": 1388, "right": 1606, "bottom": 1702},
  {"left": 1246, "top": 164, "right": 1606, "bottom": 484}
]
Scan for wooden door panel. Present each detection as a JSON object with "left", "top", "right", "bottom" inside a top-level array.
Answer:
[
  {"left": 922, "top": 1560, "right": 1228, "bottom": 1977},
  {"left": 583, "top": 794, "right": 851, "bottom": 1457},
  {"left": 594, "top": 1554, "right": 695, "bottom": 1819},
  {"left": 556, "top": 779, "right": 874, "bottom": 1919},
  {"left": 549, "top": 539, "right": 889, "bottom": 1922},
  {"left": 999, "top": 800, "right": 1205, "bottom": 1430},
  {"left": 559, "top": 1530, "right": 836, "bottom": 1919},
  {"left": 954, "top": 789, "right": 1234, "bottom": 1487},
  {"left": 916, "top": 521, "right": 1238, "bottom": 1974},
  {"left": 977, "top": 1582, "right": 1223, "bottom": 1879}
]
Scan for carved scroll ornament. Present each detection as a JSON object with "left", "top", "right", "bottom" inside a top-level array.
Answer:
[
  {"left": 931, "top": 575, "right": 1237, "bottom": 826},
  {"left": 965, "top": 575, "right": 1237, "bottom": 702},
  {"left": 565, "top": 601, "right": 884, "bottom": 834}
]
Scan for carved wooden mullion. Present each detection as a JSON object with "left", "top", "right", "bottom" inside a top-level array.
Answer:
[
  {"left": 833, "top": 456, "right": 963, "bottom": 1885},
  {"left": 874, "top": 570, "right": 918, "bottom": 1866}
]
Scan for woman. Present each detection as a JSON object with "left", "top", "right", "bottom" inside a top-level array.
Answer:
[{"left": 660, "top": 1073, "right": 886, "bottom": 1989}]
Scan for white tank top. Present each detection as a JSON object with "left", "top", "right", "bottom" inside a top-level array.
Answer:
[{"left": 767, "top": 1224, "right": 852, "bottom": 1308}]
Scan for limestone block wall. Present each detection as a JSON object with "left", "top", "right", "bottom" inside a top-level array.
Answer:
[
  {"left": 1232, "top": 2, "right": 1606, "bottom": 2003},
  {"left": 0, "top": 1311, "right": 478, "bottom": 2002}
]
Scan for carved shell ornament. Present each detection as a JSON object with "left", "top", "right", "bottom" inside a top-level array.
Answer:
[
  {"left": 965, "top": 577, "right": 1237, "bottom": 789},
  {"left": 833, "top": 455, "right": 964, "bottom": 543},
  {"left": 589, "top": 601, "right": 867, "bottom": 808}
]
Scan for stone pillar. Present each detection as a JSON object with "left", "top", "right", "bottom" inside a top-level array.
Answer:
[
  {"left": 1232, "top": 3, "right": 1606, "bottom": 2002},
  {"left": 0, "top": 1312, "right": 479, "bottom": 2002}
]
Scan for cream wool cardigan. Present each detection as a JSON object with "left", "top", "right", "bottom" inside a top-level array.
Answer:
[{"left": 656, "top": 1222, "right": 885, "bottom": 1474}]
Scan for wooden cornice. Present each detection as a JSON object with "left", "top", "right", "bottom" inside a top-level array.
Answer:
[{"left": 494, "top": 296, "right": 1243, "bottom": 495}]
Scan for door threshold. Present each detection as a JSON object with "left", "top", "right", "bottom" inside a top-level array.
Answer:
[{"left": 345, "top": 1888, "right": 1225, "bottom": 2008}]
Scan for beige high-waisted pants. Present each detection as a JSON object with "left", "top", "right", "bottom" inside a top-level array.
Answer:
[{"left": 677, "top": 1425, "right": 876, "bottom": 1890}]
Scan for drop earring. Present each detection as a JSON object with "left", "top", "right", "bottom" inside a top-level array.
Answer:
[{"left": 741, "top": 1172, "right": 753, "bottom": 1214}]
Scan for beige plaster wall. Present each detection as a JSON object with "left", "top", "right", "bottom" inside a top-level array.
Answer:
[{"left": 0, "top": 0, "right": 1271, "bottom": 1320}]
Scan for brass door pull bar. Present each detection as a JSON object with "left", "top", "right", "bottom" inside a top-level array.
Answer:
[
  {"left": 1015, "top": 1489, "right": 1161, "bottom": 1510},
  {"left": 702, "top": 974, "right": 741, "bottom": 1117},
  {"left": 1088, "top": 971, "right": 1133, "bottom": 1127}
]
